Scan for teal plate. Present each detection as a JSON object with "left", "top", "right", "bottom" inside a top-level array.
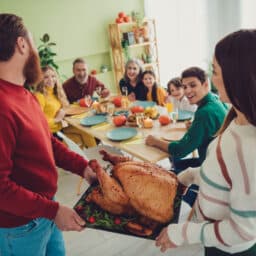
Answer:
[
  {"left": 178, "top": 110, "right": 194, "bottom": 121},
  {"left": 107, "top": 127, "right": 137, "bottom": 141},
  {"left": 80, "top": 115, "right": 107, "bottom": 126},
  {"left": 132, "top": 101, "right": 156, "bottom": 108}
]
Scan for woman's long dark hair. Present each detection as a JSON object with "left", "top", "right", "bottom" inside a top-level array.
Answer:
[
  {"left": 142, "top": 70, "right": 159, "bottom": 105},
  {"left": 215, "top": 29, "right": 256, "bottom": 133}
]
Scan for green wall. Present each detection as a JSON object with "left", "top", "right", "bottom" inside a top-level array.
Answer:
[{"left": 0, "top": 0, "right": 144, "bottom": 92}]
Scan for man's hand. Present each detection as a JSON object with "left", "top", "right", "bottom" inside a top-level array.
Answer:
[
  {"left": 145, "top": 135, "right": 158, "bottom": 147},
  {"left": 54, "top": 204, "right": 85, "bottom": 231},
  {"left": 155, "top": 227, "right": 177, "bottom": 252},
  {"left": 83, "top": 165, "right": 97, "bottom": 185},
  {"left": 101, "top": 88, "right": 110, "bottom": 98}
]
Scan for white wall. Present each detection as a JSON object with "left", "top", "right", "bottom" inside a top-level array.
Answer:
[{"left": 145, "top": 0, "right": 256, "bottom": 87}]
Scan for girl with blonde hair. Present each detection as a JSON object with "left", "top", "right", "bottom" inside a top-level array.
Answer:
[{"left": 35, "top": 66, "right": 69, "bottom": 134}]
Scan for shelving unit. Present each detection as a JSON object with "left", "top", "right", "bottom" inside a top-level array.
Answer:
[{"left": 108, "top": 19, "right": 160, "bottom": 91}]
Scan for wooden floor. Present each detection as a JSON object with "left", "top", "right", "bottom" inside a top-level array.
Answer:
[{"left": 56, "top": 165, "right": 204, "bottom": 256}]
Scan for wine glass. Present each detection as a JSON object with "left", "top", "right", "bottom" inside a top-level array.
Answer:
[
  {"left": 170, "top": 110, "right": 179, "bottom": 124},
  {"left": 95, "top": 86, "right": 102, "bottom": 96},
  {"left": 121, "top": 86, "right": 128, "bottom": 96},
  {"left": 84, "top": 95, "right": 92, "bottom": 107},
  {"left": 107, "top": 103, "right": 115, "bottom": 116},
  {"left": 136, "top": 113, "right": 144, "bottom": 128}
]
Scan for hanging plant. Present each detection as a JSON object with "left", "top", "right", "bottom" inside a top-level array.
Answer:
[{"left": 37, "top": 33, "right": 59, "bottom": 71}]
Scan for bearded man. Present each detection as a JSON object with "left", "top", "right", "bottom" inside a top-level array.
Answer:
[
  {"left": 63, "top": 58, "right": 110, "bottom": 103},
  {"left": 0, "top": 13, "right": 96, "bottom": 255}
]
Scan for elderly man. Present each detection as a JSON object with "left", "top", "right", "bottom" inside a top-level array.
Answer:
[
  {"left": 0, "top": 14, "right": 96, "bottom": 255},
  {"left": 63, "top": 58, "right": 110, "bottom": 103}
]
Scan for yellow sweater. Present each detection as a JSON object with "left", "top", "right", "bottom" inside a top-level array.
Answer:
[
  {"left": 147, "top": 86, "right": 167, "bottom": 106},
  {"left": 35, "top": 87, "right": 62, "bottom": 133}
]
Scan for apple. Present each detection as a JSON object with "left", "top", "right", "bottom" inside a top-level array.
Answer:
[{"left": 113, "top": 115, "right": 126, "bottom": 127}]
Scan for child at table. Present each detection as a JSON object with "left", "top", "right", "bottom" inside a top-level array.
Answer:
[
  {"left": 142, "top": 70, "right": 167, "bottom": 106},
  {"left": 167, "top": 77, "right": 197, "bottom": 112}
]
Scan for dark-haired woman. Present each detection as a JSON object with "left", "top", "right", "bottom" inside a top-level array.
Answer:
[
  {"left": 156, "top": 29, "right": 256, "bottom": 256},
  {"left": 142, "top": 70, "right": 167, "bottom": 106}
]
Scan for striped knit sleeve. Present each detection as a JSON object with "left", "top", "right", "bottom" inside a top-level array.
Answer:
[{"left": 167, "top": 128, "right": 256, "bottom": 249}]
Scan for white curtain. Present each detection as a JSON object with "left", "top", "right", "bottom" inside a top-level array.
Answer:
[
  {"left": 144, "top": 0, "right": 256, "bottom": 87},
  {"left": 145, "top": 0, "right": 208, "bottom": 87}
]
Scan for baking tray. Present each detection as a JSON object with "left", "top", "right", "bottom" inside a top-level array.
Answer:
[{"left": 74, "top": 181, "right": 183, "bottom": 240}]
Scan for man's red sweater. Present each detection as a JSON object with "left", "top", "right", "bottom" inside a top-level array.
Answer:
[{"left": 0, "top": 79, "right": 88, "bottom": 227}]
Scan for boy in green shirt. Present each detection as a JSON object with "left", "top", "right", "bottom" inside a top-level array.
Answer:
[{"left": 146, "top": 67, "right": 227, "bottom": 173}]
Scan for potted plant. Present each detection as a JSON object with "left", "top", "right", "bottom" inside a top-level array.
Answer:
[{"left": 37, "top": 33, "right": 59, "bottom": 71}]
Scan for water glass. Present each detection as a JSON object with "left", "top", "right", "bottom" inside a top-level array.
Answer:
[
  {"left": 107, "top": 103, "right": 115, "bottom": 116},
  {"left": 136, "top": 113, "right": 144, "bottom": 128},
  {"left": 170, "top": 111, "right": 179, "bottom": 124},
  {"left": 121, "top": 86, "right": 128, "bottom": 96}
]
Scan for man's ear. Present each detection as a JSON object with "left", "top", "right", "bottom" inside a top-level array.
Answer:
[
  {"left": 203, "top": 80, "right": 210, "bottom": 91},
  {"left": 16, "top": 37, "right": 28, "bottom": 55}
]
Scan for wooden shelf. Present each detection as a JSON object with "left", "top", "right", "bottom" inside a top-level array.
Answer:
[
  {"left": 108, "top": 19, "right": 160, "bottom": 90},
  {"left": 128, "top": 40, "right": 156, "bottom": 48},
  {"left": 143, "top": 62, "right": 159, "bottom": 69}
]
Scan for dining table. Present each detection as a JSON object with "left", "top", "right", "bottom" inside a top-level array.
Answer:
[{"left": 64, "top": 107, "right": 187, "bottom": 163}]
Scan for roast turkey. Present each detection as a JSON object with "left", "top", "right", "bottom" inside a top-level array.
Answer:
[{"left": 88, "top": 150, "right": 178, "bottom": 224}]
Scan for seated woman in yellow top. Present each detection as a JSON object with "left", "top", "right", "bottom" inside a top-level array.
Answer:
[
  {"left": 34, "top": 66, "right": 69, "bottom": 134},
  {"left": 141, "top": 70, "right": 167, "bottom": 106}
]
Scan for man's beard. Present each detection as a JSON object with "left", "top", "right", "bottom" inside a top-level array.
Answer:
[
  {"left": 76, "top": 74, "right": 88, "bottom": 84},
  {"left": 23, "top": 48, "right": 42, "bottom": 86}
]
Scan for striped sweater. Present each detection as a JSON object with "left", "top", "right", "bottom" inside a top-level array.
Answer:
[{"left": 167, "top": 120, "right": 256, "bottom": 253}]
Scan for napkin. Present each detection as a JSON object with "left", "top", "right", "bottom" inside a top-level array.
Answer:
[{"left": 91, "top": 122, "right": 111, "bottom": 129}]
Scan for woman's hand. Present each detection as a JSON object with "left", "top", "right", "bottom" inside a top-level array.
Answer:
[
  {"left": 54, "top": 204, "right": 85, "bottom": 231},
  {"left": 54, "top": 108, "right": 66, "bottom": 123},
  {"left": 128, "top": 92, "right": 136, "bottom": 101},
  {"left": 155, "top": 227, "right": 177, "bottom": 252},
  {"left": 177, "top": 167, "right": 200, "bottom": 186}
]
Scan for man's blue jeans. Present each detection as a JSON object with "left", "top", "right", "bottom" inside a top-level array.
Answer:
[{"left": 0, "top": 218, "right": 65, "bottom": 256}]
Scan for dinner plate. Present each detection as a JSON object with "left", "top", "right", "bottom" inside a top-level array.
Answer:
[
  {"left": 132, "top": 100, "right": 156, "bottom": 108},
  {"left": 178, "top": 110, "right": 194, "bottom": 121},
  {"left": 80, "top": 115, "right": 107, "bottom": 126},
  {"left": 107, "top": 127, "right": 137, "bottom": 141}
]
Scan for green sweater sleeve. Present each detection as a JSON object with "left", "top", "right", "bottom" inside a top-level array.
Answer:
[{"left": 168, "top": 111, "right": 209, "bottom": 159}]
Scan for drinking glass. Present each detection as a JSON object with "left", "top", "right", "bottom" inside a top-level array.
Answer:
[
  {"left": 95, "top": 86, "right": 102, "bottom": 96},
  {"left": 136, "top": 113, "right": 144, "bottom": 128},
  {"left": 121, "top": 86, "right": 128, "bottom": 96},
  {"left": 166, "top": 102, "right": 173, "bottom": 114},
  {"left": 170, "top": 110, "right": 179, "bottom": 124},
  {"left": 84, "top": 95, "right": 92, "bottom": 107},
  {"left": 107, "top": 103, "right": 115, "bottom": 116}
]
